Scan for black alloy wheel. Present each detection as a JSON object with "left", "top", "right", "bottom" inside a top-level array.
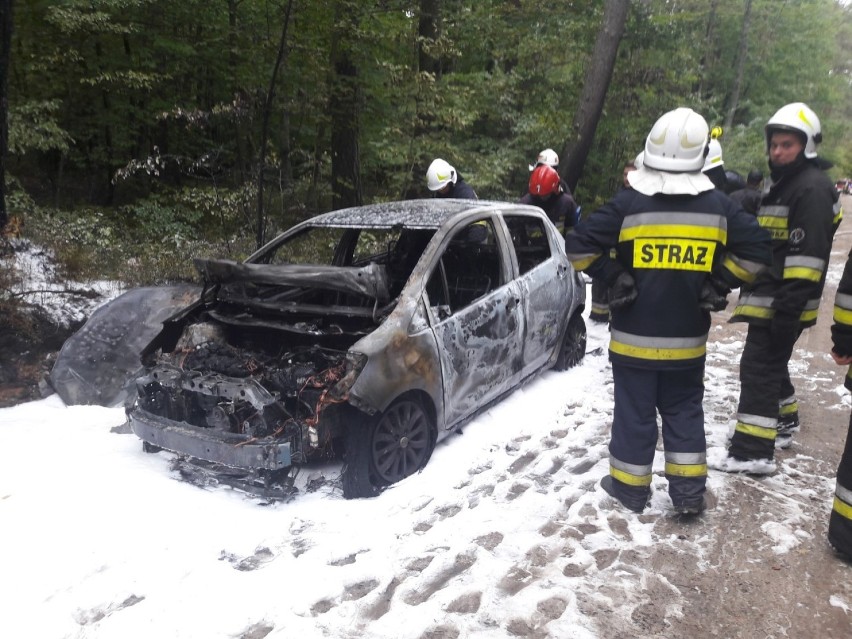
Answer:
[{"left": 370, "top": 398, "right": 434, "bottom": 485}]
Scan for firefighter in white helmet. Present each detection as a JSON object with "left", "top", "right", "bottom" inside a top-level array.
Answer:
[
  {"left": 724, "top": 102, "right": 842, "bottom": 470},
  {"left": 702, "top": 128, "right": 727, "bottom": 192},
  {"left": 565, "top": 107, "right": 771, "bottom": 514},
  {"left": 426, "top": 158, "right": 477, "bottom": 199}
]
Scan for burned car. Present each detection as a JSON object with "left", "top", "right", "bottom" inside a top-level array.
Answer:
[{"left": 128, "top": 199, "right": 586, "bottom": 498}]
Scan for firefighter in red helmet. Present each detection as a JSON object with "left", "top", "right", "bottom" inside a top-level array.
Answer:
[{"left": 519, "top": 164, "right": 578, "bottom": 238}]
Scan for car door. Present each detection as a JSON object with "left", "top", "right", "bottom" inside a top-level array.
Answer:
[
  {"left": 424, "top": 218, "right": 526, "bottom": 427},
  {"left": 502, "top": 213, "right": 572, "bottom": 376}
]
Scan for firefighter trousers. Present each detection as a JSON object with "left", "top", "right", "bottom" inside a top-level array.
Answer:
[
  {"left": 609, "top": 363, "right": 707, "bottom": 507},
  {"left": 728, "top": 323, "right": 799, "bottom": 460},
  {"left": 829, "top": 411, "right": 852, "bottom": 558},
  {"left": 590, "top": 278, "right": 610, "bottom": 323}
]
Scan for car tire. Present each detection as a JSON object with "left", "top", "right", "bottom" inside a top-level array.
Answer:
[
  {"left": 342, "top": 396, "right": 435, "bottom": 499},
  {"left": 554, "top": 312, "right": 586, "bottom": 371}
]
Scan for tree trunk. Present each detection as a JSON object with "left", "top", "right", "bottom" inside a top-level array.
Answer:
[
  {"left": 724, "top": 0, "right": 753, "bottom": 131},
  {"left": 560, "top": 0, "right": 630, "bottom": 194},
  {"left": 697, "top": 0, "right": 719, "bottom": 99},
  {"left": 255, "top": 0, "right": 293, "bottom": 249},
  {"left": 0, "top": 0, "right": 13, "bottom": 229},
  {"left": 406, "top": 0, "right": 441, "bottom": 199},
  {"left": 418, "top": 0, "right": 441, "bottom": 78},
  {"left": 329, "top": 1, "right": 362, "bottom": 211}
]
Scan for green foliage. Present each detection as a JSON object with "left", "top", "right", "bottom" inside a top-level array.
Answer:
[
  {"left": 5, "top": 0, "right": 852, "bottom": 290},
  {"left": 8, "top": 101, "right": 74, "bottom": 154}
]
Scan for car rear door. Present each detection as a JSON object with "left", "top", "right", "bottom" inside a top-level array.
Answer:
[
  {"left": 424, "top": 217, "right": 526, "bottom": 427},
  {"left": 501, "top": 213, "right": 572, "bottom": 376}
]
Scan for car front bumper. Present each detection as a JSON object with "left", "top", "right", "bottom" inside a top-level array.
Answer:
[{"left": 129, "top": 408, "right": 292, "bottom": 470}]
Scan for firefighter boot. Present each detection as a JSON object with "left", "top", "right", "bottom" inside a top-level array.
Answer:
[
  {"left": 775, "top": 410, "right": 799, "bottom": 450},
  {"left": 600, "top": 476, "right": 650, "bottom": 513}
]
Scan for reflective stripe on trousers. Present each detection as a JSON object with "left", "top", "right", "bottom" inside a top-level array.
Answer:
[
  {"left": 610, "top": 363, "right": 706, "bottom": 504},
  {"left": 829, "top": 412, "right": 852, "bottom": 556},
  {"left": 729, "top": 323, "right": 798, "bottom": 461}
]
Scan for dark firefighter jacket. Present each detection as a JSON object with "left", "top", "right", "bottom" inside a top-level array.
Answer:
[
  {"left": 565, "top": 187, "right": 771, "bottom": 369},
  {"left": 731, "top": 162, "right": 841, "bottom": 328},
  {"left": 832, "top": 248, "right": 852, "bottom": 389},
  {"left": 830, "top": 248, "right": 852, "bottom": 554},
  {"left": 519, "top": 191, "right": 579, "bottom": 235}
]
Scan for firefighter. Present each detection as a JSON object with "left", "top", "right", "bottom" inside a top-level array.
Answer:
[
  {"left": 702, "top": 128, "right": 728, "bottom": 192},
  {"left": 519, "top": 164, "right": 578, "bottom": 237},
  {"left": 829, "top": 249, "right": 852, "bottom": 559},
  {"left": 588, "top": 157, "right": 640, "bottom": 324},
  {"left": 565, "top": 107, "right": 771, "bottom": 514},
  {"left": 723, "top": 103, "right": 842, "bottom": 470},
  {"left": 426, "top": 158, "right": 478, "bottom": 199},
  {"left": 528, "top": 148, "right": 579, "bottom": 221},
  {"left": 729, "top": 170, "right": 764, "bottom": 216}
]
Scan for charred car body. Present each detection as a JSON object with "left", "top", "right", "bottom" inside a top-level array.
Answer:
[{"left": 128, "top": 199, "right": 586, "bottom": 498}]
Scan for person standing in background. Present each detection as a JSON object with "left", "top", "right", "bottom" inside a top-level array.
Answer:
[{"left": 723, "top": 103, "right": 841, "bottom": 470}]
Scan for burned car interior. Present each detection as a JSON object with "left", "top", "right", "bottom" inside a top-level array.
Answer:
[{"left": 128, "top": 201, "right": 586, "bottom": 499}]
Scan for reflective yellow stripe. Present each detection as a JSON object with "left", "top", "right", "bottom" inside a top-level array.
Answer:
[
  {"left": 665, "top": 462, "right": 708, "bottom": 478},
  {"left": 570, "top": 255, "right": 599, "bottom": 271},
  {"left": 619, "top": 223, "right": 726, "bottom": 243},
  {"left": 732, "top": 304, "right": 774, "bottom": 319},
  {"left": 610, "top": 466, "right": 653, "bottom": 487},
  {"left": 735, "top": 421, "right": 776, "bottom": 440},
  {"left": 610, "top": 339, "right": 706, "bottom": 361},
  {"left": 723, "top": 255, "right": 755, "bottom": 282},
  {"left": 834, "top": 307, "right": 852, "bottom": 326},
  {"left": 833, "top": 496, "right": 852, "bottom": 521},
  {"left": 733, "top": 305, "right": 818, "bottom": 323},
  {"left": 801, "top": 308, "right": 818, "bottom": 322},
  {"left": 779, "top": 403, "right": 798, "bottom": 416},
  {"left": 783, "top": 266, "right": 822, "bottom": 282},
  {"left": 757, "top": 215, "right": 787, "bottom": 229}
]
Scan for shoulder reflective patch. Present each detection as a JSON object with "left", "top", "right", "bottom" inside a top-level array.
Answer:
[
  {"left": 789, "top": 227, "right": 806, "bottom": 244},
  {"left": 633, "top": 238, "right": 715, "bottom": 271}
]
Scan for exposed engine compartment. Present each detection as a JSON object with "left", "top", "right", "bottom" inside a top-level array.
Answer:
[{"left": 134, "top": 314, "right": 365, "bottom": 466}]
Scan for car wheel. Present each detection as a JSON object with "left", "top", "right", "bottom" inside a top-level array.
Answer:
[
  {"left": 555, "top": 312, "right": 586, "bottom": 371},
  {"left": 342, "top": 397, "right": 435, "bottom": 499}
]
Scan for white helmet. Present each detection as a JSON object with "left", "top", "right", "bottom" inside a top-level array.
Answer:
[
  {"left": 528, "top": 148, "right": 559, "bottom": 171},
  {"left": 643, "top": 107, "right": 709, "bottom": 173},
  {"left": 426, "top": 158, "right": 457, "bottom": 191},
  {"left": 703, "top": 138, "right": 724, "bottom": 172},
  {"left": 765, "top": 102, "right": 822, "bottom": 159},
  {"left": 634, "top": 151, "right": 644, "bottom": 170}
]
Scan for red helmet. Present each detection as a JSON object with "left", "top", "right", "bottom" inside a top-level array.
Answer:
[{"left": 529, "top": 164, "right": 560, "bottom": 197}]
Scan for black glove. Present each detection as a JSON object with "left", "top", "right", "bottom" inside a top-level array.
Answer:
[
  {"left": 608, "top": 272, "right": 638, "bottom": 311},
  {"left": 698, "top": 278, "right": 730, "bottom": 312},
  {"left": 770, "top": 311, "right": 801, "bottom": 346}
]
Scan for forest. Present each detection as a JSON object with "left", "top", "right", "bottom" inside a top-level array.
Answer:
[{"left": 1, "top": 0, "right": 852, "bottom": 286}]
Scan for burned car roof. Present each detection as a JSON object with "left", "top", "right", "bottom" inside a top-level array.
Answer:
[{"left": 302, "top": 199, "right": 524, "bottom": 229}]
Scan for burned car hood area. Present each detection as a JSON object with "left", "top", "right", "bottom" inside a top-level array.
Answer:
[{"left": 127, "top": 200, "right": 586, "bottom": 499}]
